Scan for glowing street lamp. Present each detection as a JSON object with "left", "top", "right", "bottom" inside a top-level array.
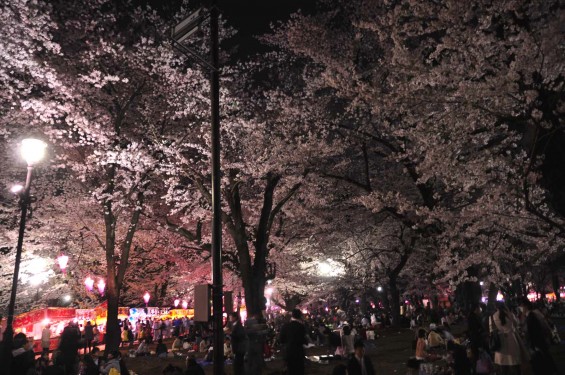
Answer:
[
  {"left": 143, "top": 292, "right": 150, "bottom": 306},
  {"left": 57, "top": 254, "right": 69, "bottom": 273},
  {"left": 174, "top": 299, "right": 180, "bottom": 308},
  {"left": 85, "top": 276, "right": 94, "bottom": 292},
  {"left": 182, "top": 300, "right": 188, "bottom": 309},
  {"left": 97, "top": 279, "right": 106, "bottom": 295},
  {"left": 4, "top": 138, "right": 47, "bottom": 357}
]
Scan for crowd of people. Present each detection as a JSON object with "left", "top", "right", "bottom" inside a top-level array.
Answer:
[
  {"left": 1, "top": 297, "right": 562, "bottom": 375},
  {"left": 406, "top": 298, "right": 561, "bottom": 375}
]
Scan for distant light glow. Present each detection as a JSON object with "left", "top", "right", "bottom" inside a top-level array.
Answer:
[
  {"left": 174, "top": 299, "right": 180, "bottom": 308},
  {"left": 42, "top": 319, "right": 50, "bottom": 326},
  {"left": 317, "top": 259, "right": 344, "bottom": 277},
  {"left": 63, "top": 295, "right": 71, "bottom": 302},
  {"left": 496, "top": 293, "right": 504, "bottom": 301},
  {"left": 480, "top": 281, "right": 484, "bottom": 286},
  {"left": 143, "top": 292, "right": 150, "bottom": 305},
  {"left": 25, "top": 258, "right": 49, "bottom": 286},
  {"left": 182, "top": 300, "right": 188, "bottom": 309},
  {"left": 29, "top": 274, "right": 45, "bottom": 286},
  {"left": 377, "top": 286, "right": 383, "bottom": 292}
]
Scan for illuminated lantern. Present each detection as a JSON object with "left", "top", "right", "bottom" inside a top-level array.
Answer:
[
  {"left": 57, "top": 254, "right": 69, "bottom": 273},
  {"left": 85, "top": 277, "right": 94, "bottom": 291},
  {"left": 97, "top": 279, "right": 106, "bottom": 295},
  {"left": 143, "top": 292, "right": 150, "bottom": 306}
]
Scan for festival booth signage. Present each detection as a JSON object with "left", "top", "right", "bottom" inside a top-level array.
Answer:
[{"left": 14, "top": 307, "right": 76, "bottom": 338}]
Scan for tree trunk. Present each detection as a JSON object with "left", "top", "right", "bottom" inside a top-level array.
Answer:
[
  {"left": 381, "top": 285, "right": 390, "bottom": 314},
  {"left": 389, "top": 278, "right": 401, "bottom": 328},
  {"left": 105, "top": 283, "right": 121, "bottom": 351},
  {"left": 487, "top": 282, "right": 498, "bottom": 314},
  {"left": 360, "top": 293, "right": 368, "bottom": 315},
  {"left": 244, "top": 268, "right": 266, "bottom": 315},
  {"left": 552, "top": 273, "right": 560, "bottom": 302}
]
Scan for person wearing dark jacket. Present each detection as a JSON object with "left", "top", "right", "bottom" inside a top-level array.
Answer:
[
  {"left": 467, "top": 304, "right": 486, "bottom": 360},
  {"left": 229, "top": 312, "right": 246, "bottom": 375},
  {"left": 347, "top": 341, "right": 375, "bottom": 375},
  {"left": 520, "top": 299, "right": 557, "bottom": 375},
  {"left": 59, "top": 324, "right": 80, "bottom": 374},
  {"left": 279, "top": 309, "right": 307, "bottom": 375},
  {"left": 83, "top": 321, "right": 94, "bottom": 353},
  {"left": 184, "top": 355, "right": 205, "bottom": 375},
  {"left": 11, "top": 332, "right": 36, "bottom": 375}
]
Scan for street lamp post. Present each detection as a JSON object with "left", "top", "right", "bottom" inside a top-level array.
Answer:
[
  {"left": 171, "top": 3, "right": 223, "bottom": 374},
  {"left": 3, "top": 138, "right": 46, "bottom": 353}
]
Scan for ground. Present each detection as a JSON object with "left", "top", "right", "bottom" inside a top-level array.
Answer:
[{"left": 122, "top": 319, "right": 565, "bottom": 375}]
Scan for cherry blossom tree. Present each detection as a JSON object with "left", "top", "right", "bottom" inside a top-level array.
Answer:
[
  {"left": 269, "top": 0, "right": 564, "bottom": 310},
  {"left": 0, "top": 0, "right": 212, "bottom": 350}
]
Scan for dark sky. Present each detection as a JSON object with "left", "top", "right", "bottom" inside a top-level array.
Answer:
[
  {"left": 143, "top": 0, "right": 316, "bottom": 55},
  {"left": 219, "top": 0, "right": 316, "bottom": 36}
]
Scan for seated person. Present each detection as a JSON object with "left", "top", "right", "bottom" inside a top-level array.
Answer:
[
  {"left": 199, "top": 339, "right": 208, "bottom": 353},
  {"left": 156, "top": 338, "right": 168, "bottom": 358},
  {"left": 415, "top": 328, "right": 427, "bottom": 360},
  {"left": 427, "top": 324, "right": 445, "bottom": 348},
  {"left": 135, "top": 338, "right": 150, "bottom": 357},
  {"left": 441, "top": 322, "right": 455, "bottom": 342},
  {"left": 171, "top": 336, "right": 183, "bottom": 352},
  {"left": 223, "top": 338, "right": 233, "bottom": 359}
]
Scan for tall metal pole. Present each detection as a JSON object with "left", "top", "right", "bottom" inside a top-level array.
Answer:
[
  {"left": 2, "top": 166, "right": 33, "bottom": 373},
  {"left": 210, "top": 1, "right": 224, "bottom": 374}
]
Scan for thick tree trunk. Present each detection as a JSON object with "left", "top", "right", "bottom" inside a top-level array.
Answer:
[
  {"left": 105, "top": 284, "right": 121, "bottom": 351},
  {"left": 244, "top": 273, "right": 266, "bottom": 316},
  {"left": 552, "top": 273, "right": 560, "bottom": 302},
  {"left": 487, "top": 282, "right": 498, "bottom": 313},
  {"left": 389, "top": 278, "right": 401, "bottom": 327},
  {"left": 381, "top": 285, "right": 390, "bottom": 314}
]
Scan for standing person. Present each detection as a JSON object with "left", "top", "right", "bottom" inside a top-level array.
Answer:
[
  {"left": 59, "top": 323, "right": 80, "bottom": 375},
  {"left": 520, "top": 299, "right": 558, "bottom": 375},
  {"left": 467, "top": 304, "right": 487, "bottom": 361},
  {"left": 229, "top": 312, "right": 246, "bottom": 375},
  {"left": 83, "top": 321, "right": 94, "bottom": 354},
  {"left": 347, "top": 341, "right": 375, "bottom": 375},
  {"left": 279, "top": 309, "right": 307, "bottom": 375},
  {"left": 11, "top": 333, "right": 35, "bottom": 375},
  {"left": 341, "top": 323, "right": 355, "bottom": 357},
  {"left": 92, "top": 324, "right": 100, "bottom": 347},
  {"left": 41, "top": 325, "right": 52, "bottom": 354},
  {"left": 490, "top": 302, "right": 522, "bottom": 375}
]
